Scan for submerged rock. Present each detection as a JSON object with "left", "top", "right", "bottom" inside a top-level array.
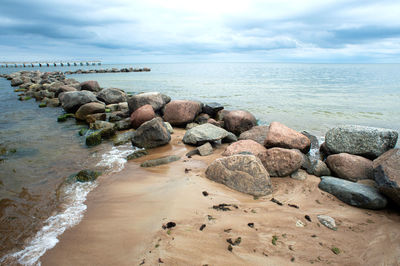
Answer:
[
  {"left": 132, "top": 117, "right": 171, "bottom": 149},
  {"left": 74, "top": 170, "right": 101, "bottom": 182},
  {"left": 205, "top": 154, "right": 272, "bottom": 196},
  {"left": 325, "top": 125, "right": 398, "bottom": 158},
  {"left": 126, "top": 149, "right": 148, "bottom": 160},
  {"left": 318, "top": 176, "right": 387, "bottom": 209},
  {"left": 182, "top": 123, "right": 229, "bottom": 146},
  {"left": 85, "top": 131, "right": 102, "bottom": 146},
  {"left": 140, "top": 155, "right": 180, "bottom": 167},
  {"left": 223, "top": 110, "right": 257, "bottom": 135},
  {"left": 326, "top": 153, "right": 374, "bottom": 181},
  {"left": 373, "top": 148, "right": 400, "bottom": 206}
]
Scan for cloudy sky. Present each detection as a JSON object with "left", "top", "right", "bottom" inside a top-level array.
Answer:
[{"left": 1, "top": 0, "right": 400, "bottom": 63}]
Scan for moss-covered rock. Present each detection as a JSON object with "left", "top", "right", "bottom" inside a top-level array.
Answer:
[
  {"left": 39, "top": 102, "right": 47, "bottom": 108},
  {"left": 127, "top": 149, "right": 148, "bottom": 160},
  {"left": 57, "top": 113, "right": 75, "bottom": 122},
  {"left": 78, "top": 127, "right": 88, "bottom": 136},
  {"left": 86, "top": 131, "right": 102, "bottom": 146},
  {"left": 71, "top": 169, "right": 102, "bottom": 182}
]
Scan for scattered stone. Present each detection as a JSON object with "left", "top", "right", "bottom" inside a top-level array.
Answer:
[
  {"left": 205, "top": 154, "right": 272, "bottom": 196},
  {"left": 227, "top": 245, "right": 233, "bottom": 252},
  {"left": 158, "top": 258, "right": 164, "bottom": 264},
  {"left": 296, "top": 220, "right": 305, "bottom": 227},
  {"left": 326, "top": 153, "right": 374, "bottom": 181},
  {"left": 305, "top": 215, "right": 312, "bottom": 222},
  {"left": 75, "top": 102, "right": 105, "bottom": 121},
  {"left": 264, "top": 122, "right": 311, "bottom": 154},
  {"left": 223, "top": 110, "right": 257, "bottom": 135},
  {"left": 183, "top": 123, "right": 230, "bottom": 146},
  {"left": 162, "top": 222, "right": 176, "bottom": 230},
  {"left": 197, "top": 142, "right": 213, "bottom": 156},
  {"left": 130, "top": 104, "right": 156, "bottom": 129},
  {"left": 163, "top": 100, "right": 203, "bottom": 126},
  {"left": 325, "top": 125, "right": 398, "bottom": 158},
  {"left": 85, "top": 131, "right": 102, "bottom": 146},
  {"left": 140, "top": 155, "right": 180, "bottom": 167},
  {"left": 226, "top": 237, "right": 241, "bottom": 246},
  {"left": 248, "top": 223, "right": 254, "bottom": 228},
  {"left": 290, "top": 169, "right": 308, "bottom": 180},
  {"left": 127, "top": 92, "right": 170, "bottom": 113},
  {"left": 373, "top": 149, "right": 400, "bottom": 206},
  {"left": 185, "top": 149, "right": 199, "bottom": 158},
  {"left": 202, "top": 191, "right": 209, "bottom": 197},
  {"left": 317, "top": 215, "right": 337, "bottom": 230},
  {"left": 319, "top": 176, "right": 387, "bottom": 209},
  {"left": 126, "top": 149, "right": 148, "bottom": 160},
  {"left": 272, "top": 235, "right": 278, "bottom": 246},
  {"left": 271, "top": 198, "right": 283, "bottom": 206},
  {"left": 259, "top": 147, "right": 304, "bottom": 177},
  {"left": 71, "top": 169, "right": 101, "bottom": 182},
  {"left": 212, "top": 203, "right": 238, "bottom": 211},
  {"left": 238, "top": 125, "right": 269, "bottom": 145},
  {"left": 331, "top": 247, "right": 341, "bottom": 255},
  {"left": 132, "top": 118, "right": 171, "bottom": 149},
  {"left": 200, "top": 224, "right": 206, "bottom": 231},
  {"left": 79, "top": 80, "right": 101, "bottom": 92},
  {"left": 288, "top": 204, "right": 299, "bottom": 209},
  {"left": 97, "top": 88, "right": 127, "bottom": 104}
]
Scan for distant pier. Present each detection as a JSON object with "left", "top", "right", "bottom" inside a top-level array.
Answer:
[{"left": 0, "top": 61, "right": 101, "bottom": 68}]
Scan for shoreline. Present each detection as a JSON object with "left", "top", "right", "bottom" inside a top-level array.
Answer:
[{"left": 1, "top": 68, "right": 399, "bottom": 265}]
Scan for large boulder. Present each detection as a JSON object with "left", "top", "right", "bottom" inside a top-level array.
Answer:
[
  {"left": 56, "top": 85, "right": 77, "bottom": 97},
  {"left": 60, "top": 91, "right": 98, "bottom": 113},
  {"left": 318, "top": 176, "right": 387, "bottom": 210},
  {"left": 131, "top": 117, "right": 171, "bottom": 149},
  {"left": 325, "top": 125, "right": 398, "bottom": 158},
  {"left": 264, "top": 122, "right": 311, "bottom": 154},
  {"left": 75, "top": 102, "right": 105, "bottom": 121},
  {"left": 205, "top": 154, "right": 272, "bottom": 196},
  {"left": 259, "top": 147, "right": 303, "bottom": 177},
  {"left": 97, "top": 88, "right": 127, "bottom": 104},
  {"left": 223, "top": 110, "right": 257, "bottom": 135},
  {"left": 130, "top": 104, "right": 156, "bottom": 129},
  {"left": 128, "top": 92, "right": 171, "bottom": 113},
  {"left": 202, "top": 102, "right": 224, "bottom": 118},
  {"left": 326, "top": 153, "right": 373, "bottom": 181},
  {"left": 373, "top": 149, "right": 400, "bottom": 206},
  {"left": 239, "top": 125, "right": 269, "bottom": 145},
  {"left": 163, "top": 100, "right": 203, "bottom": 126},
  {"left": 222, "top": 140, "right": 267, "bottom": 158},
  {"left": 79, "top": 80, "right": 101, "bottom": 92},
  {"left": 182, "top": 123, "right": 230, "bottom": 146}
]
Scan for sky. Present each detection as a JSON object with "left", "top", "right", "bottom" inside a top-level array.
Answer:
[{"left": 1, "top": 0, "right": 400, "bottom": 63}]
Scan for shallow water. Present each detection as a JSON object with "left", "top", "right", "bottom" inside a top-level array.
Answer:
[{"left": 0, "top": 62, "right": 399, "bottom": 264}]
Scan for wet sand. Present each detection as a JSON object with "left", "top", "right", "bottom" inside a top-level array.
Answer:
[{"left": 42, "top": 129, "right": 400, "bottom": 266}]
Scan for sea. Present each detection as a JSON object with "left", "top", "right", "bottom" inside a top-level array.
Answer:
[{"left": 0, "top": 62, "right": 399, "bottom": 265}]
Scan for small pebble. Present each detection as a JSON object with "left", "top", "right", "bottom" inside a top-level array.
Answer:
[
  {"left": 305, "top": 215, "right": 312, "bottom": 222},
  {"left": 248, "top": 222, "right": 254, "bottom": 228},
  {"left": 200, "top": 224, "right": 206, "bottom": 231},
  {"left": 202, "top": 191, "right": 209, "bottom": 196}
]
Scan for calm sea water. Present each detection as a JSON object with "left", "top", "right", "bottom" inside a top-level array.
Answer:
[{"left": 0, "top": 62, "right": 399, "bottom": 264}]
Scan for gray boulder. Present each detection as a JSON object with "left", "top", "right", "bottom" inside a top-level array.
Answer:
[
  {"left": 318, "top": 176, "right": 387, "bottom": 209},
  {"left": 11, "top": 78, "right": 23, "bottom": 87},
  {"left": 198, "top": 142, "right": 213, "bottom": 156},
  {"left": 325, "top": 125, "right": 398, "bottom": 158},
  {"left": 60, "top": 91, "right": 98, "bottom": 113},
  {"left": 239, "top": 126, "right": 269, "bottom": 145},
  {"left": 131, "top": 117, "right": 171, "bottom": 149},
  {"left": 205, "top": 154, "right": 272, "bottom": 196},
  {"left": 182, "top": 123, "right": 230, "bottom": 146},
  {"left": 79, "top": 80, "right": 101, "bottom": 92},
  {"left": 97, "top": 88, "right": 127, "bottom": 105},
  {"left": 128, "top": 92, "right": 171, "bottom": 113},
  {"left": 202, "top": 102, "right": 224, "bottom": 117}
]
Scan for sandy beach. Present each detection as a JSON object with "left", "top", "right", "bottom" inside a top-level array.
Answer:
[{"left": 41, "top": 129, "right": 400, "bottom": 266}]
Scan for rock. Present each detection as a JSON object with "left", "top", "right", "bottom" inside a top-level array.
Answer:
[
  {"left": 79, "top": 80, "right": 101, "bottom": 92},
  {"left": 239, "top": 126, "right": 269, "bottom": 145},
  {"left": 222, "top": 132, "right": 238, "bottom": 143},
  {"left": 207, "top": 118, "right": 222, "bottom": 127},
  {"left": 164, "top": 122, "right": 174, "bottom": 134},
  {"left": 373, "top": 149, "right": 400, "bottom": 206},
  {"left": 128, "top": 92, "right": 171, "bottom": 113},
  {"left": 126, "top": 149, "right": 148, "bottom": 160},
  {"left": 130, "top": 104, "right": 156, "bottom": 129},
  {"left": 163, "top": 100, "right": 203, "bottom": 126},
  {"left": 325, "top": 125, "right": 398, "bottom": 158},
  {"left": 186, "top": 123, "right": 199, "bottom": 130},
  {"left": 222, "top": 140, "right": 266, "bottom": 158},
  {"left": 45, "top": 98, "right": 60, "bottom": 107},
  {"left": 216, "top": 109, "right": 230, "bottom": 121},
  {"left": 195, "top": 113, "right": 210, "bottom": 124},
  {"left": 75, "top": 102, "right": 105, "bottom": 121},
  {"left": 118, "top": 102, "right": 129, "bottom": 113},
  {"left": 264, "top": 122, "right": 311, "bottom": 154},
  {"left": 86, "top": 131, "right": 102, "bottom": 146},
  {"left": 113, "top": 130, "right": 135, "bottom": 146},
  {"left": 302, "top": 131, "right": 320, "bottom": 150},
  {"left": 291, "top": 169, "right": 308, "bottom": 180},
  {"left": 198, "top": 142, "right": 213, "bottom": 156},
  {"left": 60, "top": 91, "right": 98, "bottom": 113},
  {"left": 90, "top": 121, "right": 116, "bottom": 138},
  {"left": 11, "top": 78, "right": 24, "bottom": 87},
  {"left": 131, "top": 117, "right": 171, "bottom": 149},
  {"left": 326, "top": 153, "right": 374, "bottom": 181},
  {"left": 115, "top": 118, "right": 132, "bottom": 131},
  {"left": 307, "top": 159, "right": 331, "bottom": 177},
  {"left": 86, "top": 113, "right": 107, "bottom": 124},
  {"left": 57, "top": 113, "right": 74, "bottom": 122},
  {"left": 106, "top": 103, "right": 120, "bottom": 112},
  {"left": 205, "top": 154, "right": 272, "bottom": 196},
  {"left": 318, "top": 176, "right": 387, "bottom": 209},
  {"left": 74, "top": 170, "right": 101, "bottom": 182},
  {"left": 202, "top": 102, "right": 224, "bottom": 117},
  {"left": 223, "top": 110, "right": 257, "bottom": 135},
  {"left": 259, "top": 148, "right": 304, "bottom": 177},
  {"left": 317, "top": 215, "right": 337, "bottom": 230},
  {"left": 140, "top": 155, "right": 180, "bottom": 167},
  {"left": 182, "top": 123, "right": 230, "bottom": 146},
  {"left": 97, "top": 88, "right": 127, "bottom": 104},
  {"left": 56, "top": 85, "right": 77, "bottom": 97}
]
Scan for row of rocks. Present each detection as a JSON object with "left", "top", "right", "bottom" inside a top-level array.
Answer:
[{"left": 64, "top": 67, "right": 151, "bottom": 75}]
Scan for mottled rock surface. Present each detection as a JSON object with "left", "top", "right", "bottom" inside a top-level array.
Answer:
[
  {"left": 223, "top": 110, "right": 257, "bottom": 135},
  {"left": 326, "top": 153, "right": 374, "bottom": 181},
  {"left": 183, "top": 123, "right": 230, "bottom": 146},
  {"left": 259, "top": 148, "right": 304, "bottom": 177},
  {"left": 131, "top": 118, "right": 171, "bottom": 149},
  {"left": 163, "top": 100, "right": 202, "bottom": 126}
]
